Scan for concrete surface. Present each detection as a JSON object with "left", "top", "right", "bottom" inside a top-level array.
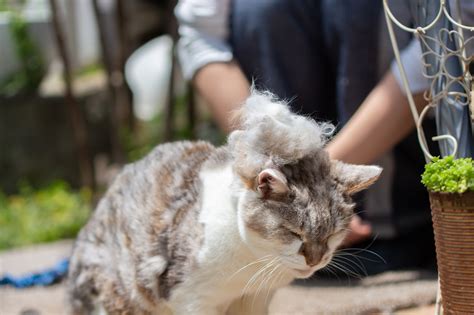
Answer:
[{"left": 0, "top": 240, "right": 438, "bottom": 315}]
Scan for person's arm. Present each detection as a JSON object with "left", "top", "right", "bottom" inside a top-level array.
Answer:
[
  {"left": 194, "top": 61, "right": 250, "bottom": 132},
  {"left": 327, "top": 36, "right": 430, "bottom": 164},
  {"left": 326, "top": 71, "right": 426, "bottom": 165},
  {"left": 328, "top": 45, "right": 429, "bottom": 246},
  {"left": 175, "top": 0, "right": 250, "bottom": 132},
  {"left": 328, "top": 71, "right": 426, "bottom": 247}
]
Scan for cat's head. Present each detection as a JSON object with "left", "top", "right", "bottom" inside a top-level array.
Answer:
[{"left": 228, "top": 90, "right": 382, "bottom": 279}]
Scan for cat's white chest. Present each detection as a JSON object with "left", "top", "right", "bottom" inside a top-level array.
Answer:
[
  {"left": 167, "top": 163, "right": 292, "bottom": 314},
  {"left": 197, "top": 163, "right": 238, "bottom": 254}
]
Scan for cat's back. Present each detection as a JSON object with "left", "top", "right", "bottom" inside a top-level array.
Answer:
[
  {"left": 68, "top": 140, "right": 220, "bottom": 314},
  {"left": 74, "top": 140, "right": 217, "bottom": 251}
]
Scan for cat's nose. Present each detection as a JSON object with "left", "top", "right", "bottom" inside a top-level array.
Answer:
[
  {"left": 299, "top": 243, "right": 326, "bottom": 267},
  {"left": 305, "top": 253, "right": 323, "bottom": 267}
]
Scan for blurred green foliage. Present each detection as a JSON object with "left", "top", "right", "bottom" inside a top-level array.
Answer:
[
  {"left": 0, "top": 181, "right": 91, "bottom": 250},
  {"left": 0, "top": 9, "right": 45, "bottom": 97},
  {"left": 123, "top": 116, "right": 162, "bottom": 162},
  {"left": 74, "top": 63, "right": 104, "bottom": 78},
  {"left": 0, "top": 1, "right": 26, "bottom": 12},
  {"left": 421, "top": 156, "right": 474, "bottom": 193},
  {"left": 124, "top": 94, "right": 199, "bottom": 162}
]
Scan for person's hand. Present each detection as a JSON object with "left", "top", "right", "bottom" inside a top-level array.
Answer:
[{"left": 341, "top": 215, "right": 372, "bottom": 248}]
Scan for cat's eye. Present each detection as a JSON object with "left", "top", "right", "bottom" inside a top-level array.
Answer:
[{"left": 289, "top": 230, "right": 302, "bottom": 240}]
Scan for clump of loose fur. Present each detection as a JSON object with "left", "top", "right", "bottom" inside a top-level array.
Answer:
[{"left": 229, "top": 89, "right": 335, "bottom": 180}]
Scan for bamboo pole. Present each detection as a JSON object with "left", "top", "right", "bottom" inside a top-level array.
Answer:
[
  {"left": 163, "top": 0, "right": 178, "bottom": 141},
  {"left": 115, "top": 0, "right": 135, "bottom": 132},
  {"left": 49, "top": 0, "right": 94, "bottom": 188},
  {"left": 91, "top": 0, "right": 125, "bottom": 163}
]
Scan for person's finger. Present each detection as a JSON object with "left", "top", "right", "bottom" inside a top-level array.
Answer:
[
  {"left": 341, "top": 215, "right": 372, "bottom": 247},
  {"left": 351, "top": 217, "right": 372, "bottom": 236}
]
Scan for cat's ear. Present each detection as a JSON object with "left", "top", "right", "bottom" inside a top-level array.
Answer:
[
  {"left": 257, "top": 168, "right": 288, "bottom": 199},
  {"left": 332, "top": 160, "right": 382, "bottom": 195}
]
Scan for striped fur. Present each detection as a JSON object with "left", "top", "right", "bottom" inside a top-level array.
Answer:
[{"left": 67, "top": 91, "right": 381, "bottom": 315}]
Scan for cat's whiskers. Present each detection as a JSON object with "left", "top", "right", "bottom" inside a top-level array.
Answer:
[
  {"left": 265, "top": 265, "right": 283, "bottom": 305},
  {"left": 337, "top": 246, "right": 386, "bottom": 264},
  {"left": 227, "top": 254, "right": 273, "bottom": 282},
  {"left": 240, "top": 256, "right": 277, "bottom": 301},
  {"left": 327, "top": 259, "right": 363, "bottom": 279},
  {"left": 334, "top": 252, "right": 380, "bottom": 279},
  {"left": 321, "top": 264, "right": 341, "bottom": 280},
  {"left": 264, "top": 266, "right": 284, "bottom": 306},
  {"left": 326, "top": 261, "right": 356, "bottom": 280},
  {"left": 331, "top": 255, "right": 368, "bottom": 277},
  {"left": 336, "top": 233, "right": 386, "bottom": 266},
  {"left": 336, "top": 251, "right": 381, "bottom": 265},
  {"left": 240, "top": 258, "right": 272, "bottom": 298},
  {"left": 249, "top": 257, "right": 279, "bottom": 294},
  {"left": 333, "top": 251, "right": 369, "bottom": 275},
  {"left": 332, "top": 255, "right": 364, "bottom": 274},
  {"left": 252, "top": 261, "right": 280, "bottom": 308}
]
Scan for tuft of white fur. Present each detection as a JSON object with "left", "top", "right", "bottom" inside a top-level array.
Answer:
[{"left": 229, "top": 88, "right": 335, "bottom": 180}]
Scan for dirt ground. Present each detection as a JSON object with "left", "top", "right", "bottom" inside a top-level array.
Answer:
[{"left": 0, "top": 241, "right": 437, "bottom": 315}]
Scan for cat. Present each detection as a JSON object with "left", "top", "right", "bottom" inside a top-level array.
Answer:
[{"left": 67, "top": 90, "right": 382, "bottom": 315}]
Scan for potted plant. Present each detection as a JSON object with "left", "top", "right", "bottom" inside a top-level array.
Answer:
[{"left": 421, "top": 156, "right": 474, "bottom": 313}]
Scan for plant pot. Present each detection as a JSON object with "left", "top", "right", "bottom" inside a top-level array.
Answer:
[{"left": 429, "top": 191, "right": 474, "bottom": 314}]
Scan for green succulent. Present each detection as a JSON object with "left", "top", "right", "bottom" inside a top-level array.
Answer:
[{"left": 421, "top": 156, "right": 474, "bottom": 193}]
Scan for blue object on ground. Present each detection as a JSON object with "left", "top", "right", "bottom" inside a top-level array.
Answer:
[{"left": 0, "top": 258, "right": 69, "bottom": 288}]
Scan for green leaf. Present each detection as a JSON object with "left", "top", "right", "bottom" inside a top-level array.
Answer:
[{"left": 421, "top": 156, "right": 474, "bottom": 193}]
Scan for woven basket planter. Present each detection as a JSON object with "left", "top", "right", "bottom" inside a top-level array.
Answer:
[{"left": 429, "top": 191, "right": 474, "bottom": 314}]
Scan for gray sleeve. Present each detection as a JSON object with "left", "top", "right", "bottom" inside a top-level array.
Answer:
[
  {"left": 175, "top": 0, "right": 233, "bottom": 80},
  {"left": 390, "top": 38, "right": 429, "bottom": 95}
]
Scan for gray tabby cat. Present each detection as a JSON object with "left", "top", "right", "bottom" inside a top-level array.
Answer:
[{"left": 68, "top": 90, "right": 382, "bottom": 315}]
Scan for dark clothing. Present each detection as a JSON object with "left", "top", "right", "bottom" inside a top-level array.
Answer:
[{"left": 230, "top": 0, "right": 437, "bottom": 274}]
